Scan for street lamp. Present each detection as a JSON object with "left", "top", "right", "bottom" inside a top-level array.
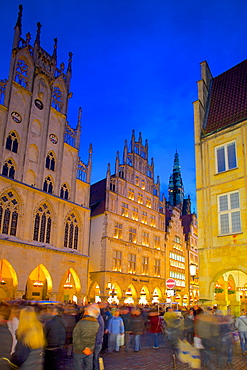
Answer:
[{"left": 189, "top": 263, "right": 197, "bottom": 280}]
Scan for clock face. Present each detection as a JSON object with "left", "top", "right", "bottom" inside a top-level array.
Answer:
[
  {"left": 49, "top": 133, "right": 58, "bottom": 144},
  {"left": 11, "top": 111, "right": 22, "bottom": 123},
  {"left": 34, "top": 99, "right": 44, "bottom": 110}
]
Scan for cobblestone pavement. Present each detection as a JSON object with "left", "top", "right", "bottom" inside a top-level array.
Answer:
[{"left": 59, "top": 334, "right": 247, "bottom": 369}]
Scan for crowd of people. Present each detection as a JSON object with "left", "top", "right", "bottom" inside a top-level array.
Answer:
[{"left": 0, "top": 299, "right": 246, "bottom": 369}]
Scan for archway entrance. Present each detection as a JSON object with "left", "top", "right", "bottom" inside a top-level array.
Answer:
[
  {"left": 0, "top": 259, "right": 17, "bottom": 299},
  {"left": 26, "top": 265, "right": 48, "bottom": 300},
  {"left": 214, "top": 270, "right": 247, "bottom": 316}
]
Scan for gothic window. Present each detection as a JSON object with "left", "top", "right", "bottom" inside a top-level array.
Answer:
[
  {"left": 60, "top": 183, "right": 69, "bottom": 200},
  {"left": 2, "top": 159, "right": 15, "bottom": 179},
  {"left": 0, "top": 191, "right": 19, "bottom": 236},
  {"left": 6, "top": 132, "right": 18, "bottom": 153},
  {"left": 43, "top": 176, "right": 53, "bottom": 194},
  {"left": 63, "top": 213, "right": 78, "bottom": 250},
  {"left": 110, "top": 179, "right": 115, "bottom": 192},
  {"left": 33, "top": 203, "right": 52, "bottom": 243},
  {"left": 119, "top": 170, "right": 124, "bottom": 178},
  {"left": 51, "top": 86, "right": 63, "bottom": 112},
  {"left": 15, "top": 59, "right": 29, "bottom": 88},
  {"left": 45, "top": 152, "right": 55, "bottom": 171}
]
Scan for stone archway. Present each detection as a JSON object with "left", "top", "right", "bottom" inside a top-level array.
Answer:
[
  {"left": 213, "top": 270, "right": 247, "bottom": 315},
  {"left": 58, "top": 268, "right": 81, "bottom": 304},
  {"left": 25, "top": 264, "right": 51, "bottom": 301},
  {"left": 139, "top": 286, "right": 149, "bottom": 305},
  {"left": 0, "top": 259, "right": 18, "bottom": 299}
]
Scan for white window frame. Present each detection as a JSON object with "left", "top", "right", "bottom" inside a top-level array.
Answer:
[
  {"left": 218, "top": 190, "right": 241, "bottom": 235},
  {"left": 215, "top": 141, "right": 237, "bottom": 174}
]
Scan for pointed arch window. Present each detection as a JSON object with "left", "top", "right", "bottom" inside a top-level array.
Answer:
[
  {"left": 2, "top": 159, "right": 15, "bottom": 179},
  {"left": 15, "top": 59, "right": 29, "bottom": 88},
  {"left": 0, "top": 191, "right": 19, "bottom": 236},
  {"left": 60, "top": 183, "right": 69, "bottom": 200},
  {"left": 45, "top": 152, "right": 55, "bottom": 171},
  {"left": 33, "top": 203, "right": 52, "bottom": 243},
  {"left": 51, "top": 86, "right": 63, "bottom": 112},
  {"left": 64, "top": 213, "right": 79, "bottom": 250},
  {"left": 43, "top": 176, "right": 53, "bottom": 194},
  {"left": 6, "top": 132, "right": 18, "bottom": 153}
]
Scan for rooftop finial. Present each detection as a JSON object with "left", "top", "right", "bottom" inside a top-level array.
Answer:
[
  {"left": 15, "top": 4, "right": 23, "bottom": 33},
  {"left": 67, "top": 52, "right": 73, "bottom": 74},
  {"left": 35, "top": 22, "right": 42, "bottom": 46},
  {"left": 52, "top": 37, "right": 58, "bottom": 60}
]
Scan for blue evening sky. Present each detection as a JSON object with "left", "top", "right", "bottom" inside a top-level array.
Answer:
[{"left": 1, "top": 1, "right": 247, "bottom": 211}]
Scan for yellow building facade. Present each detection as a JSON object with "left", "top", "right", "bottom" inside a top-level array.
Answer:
[
  {"left": 194, "top": 60, "right": 247, "bottom": 314},
  {"left": 0, "top": 6, "right": 91, "bottom": 304}
]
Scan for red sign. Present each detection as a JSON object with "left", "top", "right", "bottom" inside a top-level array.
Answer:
[{"left": 166, "top": 278, "right": 176, "bottom": 289}]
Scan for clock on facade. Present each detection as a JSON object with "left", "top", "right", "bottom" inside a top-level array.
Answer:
[
  {"left": 11, "top": 111, "right": 22, "bottom": 123},
  {"left": 34, "top": 99, "right": 44, "bottom": 110},
  {"left": 49, "top": 134, "right": 58, "bottom": 144}
]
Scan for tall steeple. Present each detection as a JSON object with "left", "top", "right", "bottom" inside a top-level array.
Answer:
[
  {"left": 168, "top": 151, "right": 184, "bottom": 208},
  {"left": 13, "top": 4, "right": 23, "bottom": 49}
]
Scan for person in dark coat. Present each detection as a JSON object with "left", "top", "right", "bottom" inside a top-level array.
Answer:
[
  {"left": 63, "top": 306, "right": 77, "bottom": 358},
  {"left": 131, "top": 309, "right": 145, "bottom": 352},
  {"left": 43, "top": 306, "right": 67, "bottom": 370},
  {"left": 11, "top": 306, "right": 45, "bottom": 370},
  {"left": 0, "top": 304, "right": 13, "bottom": 370},
  {"left": 73, "top": 304, "right": 100, "bottom": 370},
  {"left": 121, "top": 307, "right": 133, "bottom": 352},
  {"left": 93, "top": 311, "right": 104, "bottom": 370}
]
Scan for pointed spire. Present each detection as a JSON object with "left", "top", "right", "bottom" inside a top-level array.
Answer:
[
  {"left": 115, "top": 151, "right": 120, "bottom": 176},
  {"left": 77, "top": 107, "right": 82, "bottom": 129},
  {"left": 138, "top": 132, "right": 142, "bottom": 144},
  {"left": 131, "top": 129, "right": 135, "bottom": 152},
  {"left": 106, "top": 163, "right": 111, "bottom": 190},
  {"left": 66, "top": 52, "right": 73, "bottom": 89},
  {"left": 52, "top": 37, "right": 58, "bottom": 62},
  {"left": 13, "top": 4, "right": 23, "bottom": 49},
  {"left": 86, "top": 143, "right": 93, "bottom": 183},
  {"left": 107, "top": 163, "right": 111, "bottom": 176},
  {"left": 123, "top": 139, "right": 128, "bottom": 164},
  {"left": 151, "top": 157, "right": 154, "bottom": 167},
  {"left": 67, "top": 52, "right": 73, "bottom": 73},
  {"left": 168, "top": 151, "right": 184, "bottom": 208},
  {"left": 15, "top": 4, "right": 23, "bottom": 33},
  {"left": 75, "top": 107, "right": 82, "bottom": 149},
  {"left": 35, "top": 22, "right": 42, "bottom": 47}
]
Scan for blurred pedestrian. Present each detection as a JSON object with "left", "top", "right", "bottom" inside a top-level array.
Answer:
[
  {"left": 120, "top": 307, "right": 132, "bottom": 352},
  {"left": 0, "top": 303, "right": 13, "bottom": 370},
  {"left": 43, "top": 306, "right": 67, "bottom": 370},
  {"left": 184, "top": 308, "right": 194, "bottom": 344},
  {"left": 131, "top": 308, "right": 145, "bottom": 352},
  {"left": 73, "top": 304, "right": 100, "bottom": 370},
  {"left": 93, "top": 310, "right": 104, "bottom": 370},
  {"left": 107, "top": 309, "right": 124, "bottom": 353},
  {"left": 235, "top": 309, "right": 247, "bottom": 355},
  {"left": 148, "top": 310, "right": 163, "bottom": 349},
  {"left": 11, "top": 306, "right": 45, "bottom": 370}
]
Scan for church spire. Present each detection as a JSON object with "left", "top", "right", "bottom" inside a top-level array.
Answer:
[
  {"left": 35, "top": 22, "right": 42, "bottom": 47},
  {"left": 52, "top": 37, "right": 58, "bottom": 63},
  {"left": 66, "top": 52, "right": 73, "bottom": 89},
  {"left": 168, "top": 151, "right": 184, "bottom": 208},
  {"left": 13, "top": 4, "right": 23, "bottom": 49}
]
